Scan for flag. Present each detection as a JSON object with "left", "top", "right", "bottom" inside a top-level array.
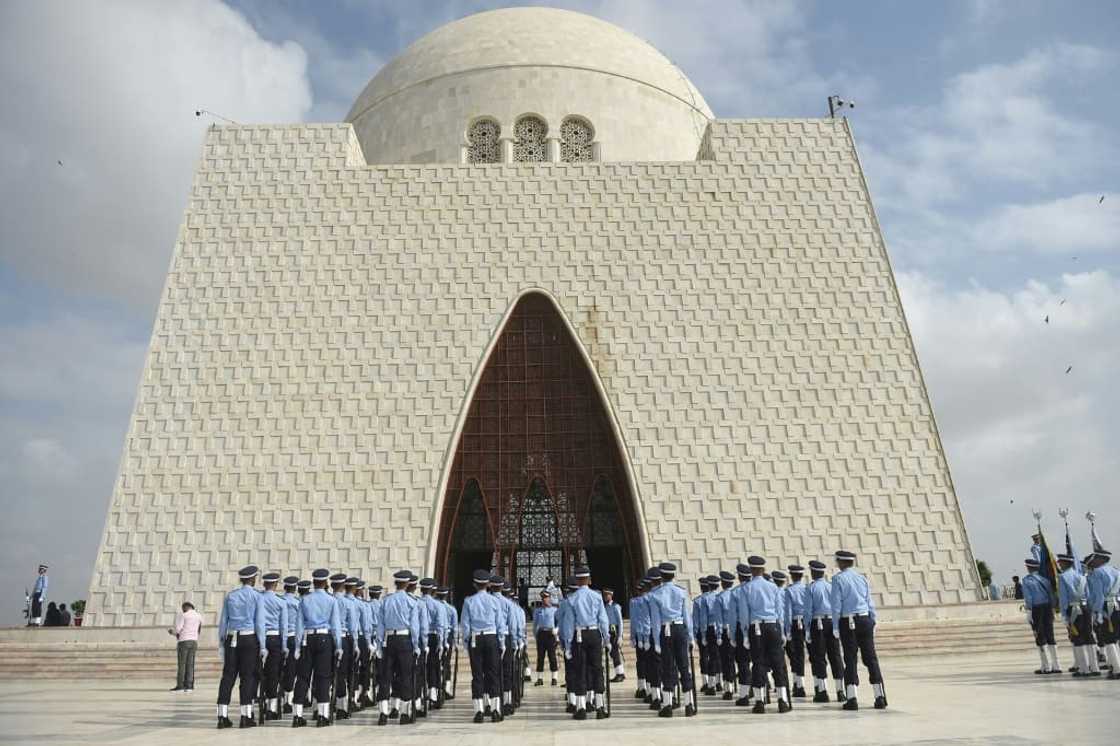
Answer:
[
  {"left": 1089, "top": 518, "right": 1106, "bottom": 554},
  {"left": 1065, "top": 520, "right": 1083, "bottom": 574}
]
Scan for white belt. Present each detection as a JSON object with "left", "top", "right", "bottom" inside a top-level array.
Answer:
[
  {"left": 309, "top": 628, "right": 330, "bottom": 634},
  {"left": 811, "top": 614, "right": 829, "bottom": 620},
  {"left": 387, "top": 629, "right": 410, "bottom": 636},
  {"left": 578, "top": 625, "right": 599, "bottom": 631},
  {"left": 265, "top": 630, "right": 280, "bottom": 636},
  {"left": 237, "top": 629, "right": 256, "bottom": 635},
  {"left": 841, "top": 612, "right": 869, "bottom": 618}
]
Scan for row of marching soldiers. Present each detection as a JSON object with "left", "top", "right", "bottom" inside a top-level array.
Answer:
[
  {"left": 215, "top": 567, "right": 473, "bottom": 729},
  {"left": 626, "top": 552, "right": 887, "bottom": 716}
]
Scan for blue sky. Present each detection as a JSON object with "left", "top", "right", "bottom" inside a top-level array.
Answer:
[{"left": 1, "top": 0, "right": 1117, "bottom": 621}]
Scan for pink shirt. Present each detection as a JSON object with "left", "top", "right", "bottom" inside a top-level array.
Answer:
[{"left": 174, "top": 609, "right": 203, "bottom": 641}]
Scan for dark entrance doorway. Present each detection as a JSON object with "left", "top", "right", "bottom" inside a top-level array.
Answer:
[{"left": 435, "top": 293, "right": 644, "bottom": 609}]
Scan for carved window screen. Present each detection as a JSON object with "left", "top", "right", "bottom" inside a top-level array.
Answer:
[
  {"left": 513, "top": 116, "right": 548, "bottom": 162},
  {"left": 560, "top": 117, "right": 594, "bottom": 162},
  {"left": 467, "top": 118, "right": 501, "bottom": 164}
]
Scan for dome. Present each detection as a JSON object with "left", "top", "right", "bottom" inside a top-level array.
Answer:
[{"left": 346, "top": 7, "right": 713, "bottom": 165}]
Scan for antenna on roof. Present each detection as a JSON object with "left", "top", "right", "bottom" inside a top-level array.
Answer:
[
  {"left": 827, "top": 95, "right": 855, "bottom": 118},
  {"left": 195, "top": 109, "right": 240, "bottom": 125}
]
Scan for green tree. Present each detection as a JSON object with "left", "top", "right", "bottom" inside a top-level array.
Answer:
[{"left": 976, "top": 560, "right": 992, "bottom": 587}]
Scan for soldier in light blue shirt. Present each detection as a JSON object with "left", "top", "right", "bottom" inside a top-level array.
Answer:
[
  {"left": 730, "top": 563, "right": 753, "bottom": 705},
  {"left": 603, "top": 587, "right": 625, "bottom": 682},
  {"left": 641, "top": 567, "right": 665, "bottom": 709},
  {"left": 30, "top": 564, "right": 48, "bottom": 626},
  {"left": 561, "top": 565, "right": 609, "bottom": 720},
  {"left": 628, "top": 579, "right": 650, "bottom": 698},
  {"left": 377, "top": 570, "right": 422, "bottom": 725},
  {"left": 1057, "top": 553, "right": 1100, "bottom": 677},
  {"left": 290, "top": 570, "right": 341, "bottom": 728},
  {"left": 830, "top": 550, "right": 886, "bottom": 709},
  {"left": 1086, "top": 550, "right": 1120, "bottom": 678},
  {"left": 502, "top": 581, "right": 529, "bottom": 703},
  {"left": 215, "top": 565, "right": 266, "bottom": 729},
  {"left": 435, "top": 586, "right": 457, "bottom": 700},
  {"left": 783, "top": 565, "right": 809, "bottom": 698},
  {"left": 257, "top": 572, "right": 289, "bottom": 721},
  {"left": 647, "top": 562, "right": 696, "bottom": 717},
  {"left": 739, "top": 556, "right": 791, "bottom": 714},
  {"left": 694, "top": 576, "right": 718, "bottom": 695},
  {"left": 419, "top": 578, "right": 446, "bottom": 710},
  {"left": 714, "top": 570, "right": 737, "bottom": 699},
  {"left": 353, "top": 580, "right": 376, "bottom": 709},
  {"left": 328, "top": 574, "right": 358, "bottom": 719},
  {"left": 1022, "top": 558, "right": 1060, "bottom": 674},
  {"left": 460, "top": 568, "right": 506, "bottom": 723},
  {"left": 802, "top": 560, "right": 845, "bottom": 702},
  {"left": 556, "top": 577, "right": 577, "bottom": 713},
  {"left": 279, "top": 576, "right": 301, "bottom": 713},
  {"left": 368, "top": 584, "right": 384, "bottom": 698},
  {"left": 533, "top": 589, "right": 560, "bottom": 686}
]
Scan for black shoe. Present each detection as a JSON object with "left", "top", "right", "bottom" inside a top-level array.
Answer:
[
  {"left": 1089, "top": 671, "right": 1103, "bottom": 677},
  {"left": 723, "top": 690, "right": 733, "bottom": 700},
  {"left": 573, "top": 708, "right": 587, "bottom": 721},
  {"left": 501, "top": 704, "right": 512, "bottom": 716},
  {"left": 291, "top": 715, "right": 306, "bottom": 728},
  {"left": 597, "top": 707, "right": 610, "bottom": 719},
  {"left": 400, "top": 714, "right": 415, "bottom": 725},
  {"left": 1048, "top": 669, "right": 1062, "bottom": 675},
  {"left": 535, "top": 680, "right": 544, "bottom": 687},
  {"left": 415, "top": 707, "right": 427, "bottom": 718},
  {"left": 874, "top": 696, "right": 888, "bottom": 709},
  {"left": 473, "top": 712, "right": 484, "bottom": 723},
  {"left": 360, "top": 694, "right": 373, "bottom": 707},
  {"left": 715, "top": 683, "right": 723, "bottom": 692},
  {"left": 634, "top": 688, "right": 644, "bottom": 698},
  {"left": 335, "top": 708, "right": 350, "bottom": 720},
  {"left": 1107, "top": 672, "right": 1120, "bottom": 680},
  {"left": 282, "top": 702, "right": 292, "bottom": 714},
  {"left": 491, "top": 710, "right": 503, "bottom": 723},
  {"left": 836, "top": 690, "right": 847, "bottom": 702},
  {"left": 432, "top": 699, "right": 443, "bottom": 710},
  {"left": 701, "top": 684, "right": 712, "bottom": 695},
  {"left": 685, "top": 704, "right": 696, "bottom": 717},
  {"left": 778, "top": 699, "right": 792, "bottom": 713},
  {"left": 216, "top": 717, "right": 233, "bottom": 730},
  {"left": 813, "top": 691, "right": 830, "bottom": 703},
  {"left": 1073, "top": 671, "right": 1087, "bottom": 678},
  {"left": 239, "top": 716, "right": 256, "bottom": 729},
  {"left": 658, "top": 705, "right": 672, "bottom": 718},
  {"left": 1034, "top": 668, "right": 1047, "bottom": 675},
  {"left": 843, "top": 698, "right": 859, "bottom": 711},
  {"left": 447, "top": 692, "right": 456, "bottom": 699},
  {"left": 315, "top": 715, "right": 330, "bottom": 727},
  {"left": 389, "top": 708, "right": 399, "bottom": 719},
  {"left": 566, "top": 703, "right": 576, "bottom": 714},
  {"left": 751, "top": 701, "right": 765, "bottom": 714},
  {"left": 1068, "top": 666, "right": 1079, "bottom": 672},
  {"left": 611, "top": 675, "right": 625, "bottom": 683},
  {"left": 523, "top": 675, "right": 532, "bottom": 682},
  {"left": 643, "top": 694, "right": 653, "bottom": 704},
  {"left": 272, "top": 709, "right": 284, "bottom": 721},
  {"left": 735, "top": 696, "right": 751, "bottom": 706},
  {"left": 673, "top": 699, "right": 681, "bottom": 709},
  {"left": 551, "top": 680, "right": 558, "bottom": 687},
  {"left": 378, "top": 714, "right": 388, "bottom": 726},
  {"left": 170, "top": 686, "right": 182, "bottom": 692},
  {"left": 792, "top": 686, "right": 806, "bottom": 698},
  {"left": 648, "top": 700, "right": 660, "bottom": 711}
]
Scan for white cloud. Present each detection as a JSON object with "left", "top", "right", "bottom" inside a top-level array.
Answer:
[
  {"left": 0, "top": 0, "right": 313, "bottom": 310},
  {"left": 899, "top": 270, "right": 1120, "bottom": 584},
  {"left": 975, "top": 192, "right": 1119, "bottom": 254}
]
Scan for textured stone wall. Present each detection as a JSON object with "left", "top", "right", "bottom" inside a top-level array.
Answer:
[{"left": 87, "top": 118, "right": 980, "bottom": 626}]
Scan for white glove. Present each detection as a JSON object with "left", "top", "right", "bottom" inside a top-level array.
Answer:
[
  {"left": 260, "top": 648, "right": 268, "bottom": 664},
  {"left": 375, "top": 648, "right": 383, "bottom": 659},
  {"left": 293, "top": 649, "right": 301, "bottom": 661},
  {"left": 564, "top": 649, "right": 572, "bottom": 660},
  {"left": 716, "top": 637, "right": 723, "bottom": 647},
  {"left": 832, "top": 629, "right": 840, "bottom": 640},
  {"left": 335, "top": 648, "right": 343, "bottom": 662}
]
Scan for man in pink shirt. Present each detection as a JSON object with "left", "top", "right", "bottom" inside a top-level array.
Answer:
[{"left": 169, "top": 602, "right": 203, "bottom": 692}]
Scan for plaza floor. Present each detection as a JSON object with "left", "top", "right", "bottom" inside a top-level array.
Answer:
[{"left": 1, "top": 651, "right": 1115, "bottom": 745}]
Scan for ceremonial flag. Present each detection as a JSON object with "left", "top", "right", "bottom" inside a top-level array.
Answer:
[
  {"left": 1088, "top": 513, "right": 1106, "bottom": 554},
  {"left": 1064, "top": 520, "right": 1083, "bottom": 574},
  {"left": 1036, "top": 529, "right": 1060, "bottom": 598}
]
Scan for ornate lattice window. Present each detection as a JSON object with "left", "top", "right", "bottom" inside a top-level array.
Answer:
[
  {"left": 452, "top": 480, "right": 492, "bottom": 550},
  {"left": 585, "top": 477, "right": 624, "bottom": 547},
  {"left": 513, "top": 115, "right": 548, "bottom": 162},
  {"left": 560, "top": 117, "right": 594, "bottom": 162},
  {"left": 466, "top": 118, "right": 501, "bottom": 164}
]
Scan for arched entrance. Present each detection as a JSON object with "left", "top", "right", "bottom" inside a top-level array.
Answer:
[{"left": 435, "top": 292, "right": 644, "bottom": 609}]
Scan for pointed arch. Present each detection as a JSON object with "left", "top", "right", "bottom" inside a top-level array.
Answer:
[{"left": 429, "top": 289, "right": 647, "bottom": 597}]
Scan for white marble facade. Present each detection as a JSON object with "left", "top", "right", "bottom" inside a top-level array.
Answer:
[{"left": 86, "top": 9, "right": 981, "bottom": 627}]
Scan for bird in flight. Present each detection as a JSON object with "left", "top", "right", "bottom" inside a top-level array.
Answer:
[{"left": 1065, "top": 366, "right": 1073, "bottom": 374}]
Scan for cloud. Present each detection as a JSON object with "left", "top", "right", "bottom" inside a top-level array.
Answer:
[
  {"left": 861, "top": 44, "right": 1114, "bottom": 209},
  {"left": 899, "top": 269, "right": 1120, "bottom": 584},
  {"left": 0, "top": 0, "right": 313, "bottom": 311},
  {"left": 974, "top": 192, "right": 1119, "bottom": 254}
]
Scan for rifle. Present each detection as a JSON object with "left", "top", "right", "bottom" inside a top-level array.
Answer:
[
  {"left": 603, "top": 643, "right": 612, "bottom": 716},
  {"left": 257, "top": 644, "right": 266, "bottom": 725},
  {"left": 328, "top": 639, "right": 337, "bottom": 723},
  {"left": 688, "top": 639, "right": 698, "bottom": 714}
]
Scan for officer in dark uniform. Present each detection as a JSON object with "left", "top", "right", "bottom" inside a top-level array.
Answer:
[
  {"left": 279, "top": 576, "right": 301, "bottom": 712},
  {"left": 258, "top": 572, "right": 289, "bottom": 721},
  {"left": 291, "top": 568, "right": 342, "bottom": 728},
  {"left": 377, "top": 570, "right": 422, "bottom": 725},
  {"left": 216, "top": 565, "right": 265, "bottom": 729},
  {"left": 732, "top": 563, "right": 753, "bottom": 705}
]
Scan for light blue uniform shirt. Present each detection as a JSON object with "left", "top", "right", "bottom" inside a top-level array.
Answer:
[
  {"left": 258, "top": 590, "right": 289, "bottom": 635},
  {"left": 1058, "top": 566, "right": 1088, "bottom": 623},
  {"left": 786, "top": 582, "right": 807, "bottom": 627},
  {"left": 717, "top": 587, "right": 735, "bottom": 633},
  {"left": 507, "top": 598, "right": 526, "bottom": 645},
  {"left": 1087, "top": 564, "right": 1119, "bottom": 617},
  {"left": 460, "top": 590, "right": 508, "bottom": 649},
  {"left": 422, "top": 595, "right": 446, "bottom": 645},
  {"left": 629, "top": 595, "right": 649, "bottom": 646},
  {"left": 691, "top": 592, "right": 707, "bottom": 639},
  {"left": 727, "top": 581, "right": 749, "bottom": 635},
  {"left": 333, "top": 591, "right": 359, "bottom": 636},
  {"left": 802, "top": 577, "right": 833, "bottom": 632},
  {"left": 218, "top": 584, "right": 266, "bottom": 644},
  {"left": 412, "top": 593, "right": 431, "bottom": 648},
  {"left": 443, "top": 600, "right": 458, "bottom": 640},
  {"left": 557, "top": 596, "right": 573, "bottom": 652},
  {"left": 282, "top": 592, "right": 300, "bottom": 636},
  {"left": 829, "top": 568, "right": 876, "bottom": 635},
  {"left": 739, "top": 577, "right": 784, "bottom": 628},
  {"left": 34, "top": 574, "right": 48, "bottom": 598},
  {"left": 605, "top": 601, "right": 623, "bottom": 632},
  {"left": 379, "top": 591, "right": 422, "bottom": 653},
  {"left": 368, "top": 598, "right": 383, "bottom": 642},
  {"left": 647, "top": 581, "right": 692, "bottom": 653},
  {"left": 293, "top": 588, "right": 342, "bottom": 650},
  {"left": 357, "top": 596, "right": 374, "bottom": 639},
  {"left": 1021, "top": 571, "right": 1052, "bottom": 608},
  {"left": 534, "top": 604, "right": 558, "bottom": 630},
  {"left": 563, "top": 586, "right": 608, "bottom": 648}
]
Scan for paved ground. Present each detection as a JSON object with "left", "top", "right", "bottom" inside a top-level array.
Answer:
[{"left": 1, "top": 651, "right": 1115, "bottom": 745}]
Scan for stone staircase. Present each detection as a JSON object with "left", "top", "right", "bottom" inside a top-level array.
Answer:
[{"left": 0, "top": 618, "right": 1038, "bottom": 680}]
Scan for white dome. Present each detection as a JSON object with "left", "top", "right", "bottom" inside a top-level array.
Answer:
[{"left": 346, "top": 7, "right": 713, "bottom": 164}]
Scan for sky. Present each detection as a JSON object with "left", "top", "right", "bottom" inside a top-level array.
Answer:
[{"left": 1, "top": 0, "right": 1117, "bottom": 623}]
